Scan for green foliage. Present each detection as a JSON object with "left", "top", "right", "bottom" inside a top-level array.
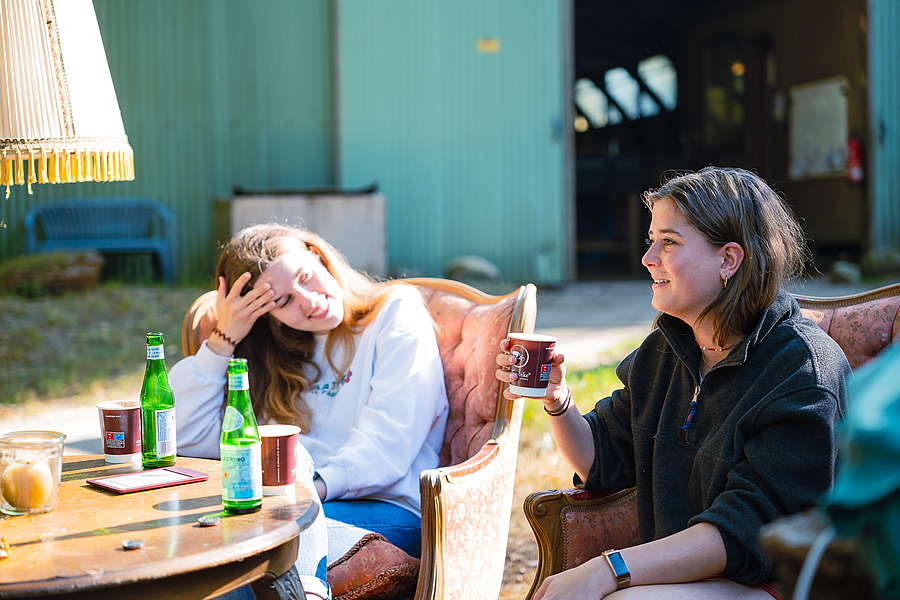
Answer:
[
  {"left": 12, "top": 280, "right": 46, "bottom": 299},
  {"left": 0, "top": 252, "right": 104, "bottom": 298},
  {"left": 0, "top": 285, "right": 206, "bottom": 405}
]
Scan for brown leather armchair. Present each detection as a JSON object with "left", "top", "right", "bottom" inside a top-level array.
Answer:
[
  {"left": 522, "top": 282, "right": 900, "bottom": 600},
  {"left": 182, "top": 277, "right": 537, "bottom": 600}
]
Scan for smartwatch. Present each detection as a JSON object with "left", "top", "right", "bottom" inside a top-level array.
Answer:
[{"left": 601, "top": 549, "right": 631, "bottom": 590}]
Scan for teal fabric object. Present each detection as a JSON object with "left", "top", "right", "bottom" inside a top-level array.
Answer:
[{"left": 826, "top": 342, "right": 900, "bottom": 599}]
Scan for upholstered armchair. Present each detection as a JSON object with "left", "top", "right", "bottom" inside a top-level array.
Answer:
[
  {"left": 522, "top": 282, "right": 900, "bottom": 600},
  {"left": 182, "top": 277, "right": 537, "bottom": 600}
]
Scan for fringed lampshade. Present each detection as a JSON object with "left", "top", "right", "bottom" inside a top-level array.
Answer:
[{"left": 0, "top": 0, "right": 133, "bottom": 196}]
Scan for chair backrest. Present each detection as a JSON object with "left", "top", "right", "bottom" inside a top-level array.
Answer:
[
  {"left": 181, "top": 278, "right": 538, "bottom": 467},
  {"left": 182, "top": 289, "right": 217, "bottom": 359},
  {"left": 403, "top": 278, "right": 536, "bottom": 466},
  {"left": 794, "top": 282, "right": 900, "bottom": 369}
]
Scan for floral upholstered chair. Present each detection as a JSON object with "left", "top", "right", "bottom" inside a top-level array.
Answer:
[
  {"left": 182, "top": 277, "right": 537, "bottom": 600},
  {"left": 522, "top": 282, "right": 900, "bottom": 600}
]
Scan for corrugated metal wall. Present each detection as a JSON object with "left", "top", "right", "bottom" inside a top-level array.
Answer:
[
  {"left": 335, "top": 0, "right": 568, "bottom": 284},
  {"left": 2, "top": 1, "right": 569, "bottom": 285},
  {"left": 869, "top": 0, "right": 900, "bottom": 250},
  {"left": 0, "top": 0, "right": 334, "bottom": 284}
]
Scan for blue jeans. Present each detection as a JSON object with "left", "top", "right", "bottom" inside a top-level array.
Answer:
[{"left": 323, "top": 498, "right": 422, "bottom": 560}]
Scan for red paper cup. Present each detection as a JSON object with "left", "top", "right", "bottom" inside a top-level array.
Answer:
[
  {"left": 97, "top": 400, "right": 142, "bottom": 463},
  {"left": 507, "top": 333, "right": 558, "bottom": 397},
  {"left": 259, "top": 424, "right": 301, "bottom": 496}
]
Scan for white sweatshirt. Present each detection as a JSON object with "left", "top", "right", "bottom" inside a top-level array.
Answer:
[{"left": 170, "top": 286, "right": 449, "bottom": 516}]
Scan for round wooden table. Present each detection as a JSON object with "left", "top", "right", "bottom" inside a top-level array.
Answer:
[{"left": 0, "top": 455, "right": 317, "bottom": 599}]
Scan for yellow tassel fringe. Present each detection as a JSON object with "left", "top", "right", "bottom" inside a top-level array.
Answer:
[{"left": 1, "top": 148, "right": 135, "bottom": 195}]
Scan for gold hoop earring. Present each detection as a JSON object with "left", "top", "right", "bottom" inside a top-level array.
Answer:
[{"left": 723, "top": 275, "right": 729, "bottom": 289}]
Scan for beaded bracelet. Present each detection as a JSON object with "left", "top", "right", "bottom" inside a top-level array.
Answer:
[
  {"left": 211, "top": 327, "right": 238, "bottom": 347},
  {"left": 544, "top": 388, "right": 573, "bottom": 417}
]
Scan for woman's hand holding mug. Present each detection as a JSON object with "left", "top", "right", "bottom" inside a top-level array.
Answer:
[{"left": 495, "top": 335, "right": 570, "bottom": 414}]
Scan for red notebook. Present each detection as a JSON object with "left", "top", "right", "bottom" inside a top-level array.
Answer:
[{"left": 87, "top": 466, "right": 210, "bottom": 494}]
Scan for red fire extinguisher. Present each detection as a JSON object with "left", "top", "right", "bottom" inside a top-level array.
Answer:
[{"left": 847, "top": 136, "right": 864, "bottom": 184}]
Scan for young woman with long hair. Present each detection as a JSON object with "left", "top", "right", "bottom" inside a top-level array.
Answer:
[{"left": 172, "top": 223, "right": 449, "bottom": 599}]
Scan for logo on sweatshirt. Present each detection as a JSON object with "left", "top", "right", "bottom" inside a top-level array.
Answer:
[{"left": 309, "top": 370, "right": 353, "bottom": 397}]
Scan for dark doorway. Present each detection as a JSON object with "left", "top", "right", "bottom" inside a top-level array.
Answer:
[{"left": 572, "top": 0, "right": 774, "bottom": 280}]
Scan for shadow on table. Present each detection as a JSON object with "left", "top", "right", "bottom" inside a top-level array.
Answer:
[{"left": 61, "top": 456, "right": 141, "bottom": 481}]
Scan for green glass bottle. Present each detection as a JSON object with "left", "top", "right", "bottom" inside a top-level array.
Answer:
[
  {"left": 221, "top": 358, "right": 262, "bottom": 514},
  {"left": 140, "top": 332, "right": 177, "bottom": 468}
]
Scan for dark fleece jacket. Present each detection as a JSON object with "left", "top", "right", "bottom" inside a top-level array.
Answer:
[{"left": 580, "top": 290, "right": 850, "bottom": 584}]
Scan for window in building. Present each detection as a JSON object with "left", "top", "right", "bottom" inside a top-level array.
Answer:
[
  {"left": 575, "top": 78, "right": 609, "bottom": 128},
  {"left": 575, "top": 55, "right": 677, "bottom": 130},
  {"left": 605, "top": 68, "right": 641, "bottom": 120},
  {"left": 638, "top": 55, "right": 678, "bottom": 111}
]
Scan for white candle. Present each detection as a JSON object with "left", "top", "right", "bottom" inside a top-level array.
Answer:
[{"left": 1, "top": 459, "right": 54, "bottom": 509}]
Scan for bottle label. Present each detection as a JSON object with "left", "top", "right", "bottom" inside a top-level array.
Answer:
[
  {"left": 147, "top": 345, "right": 165, "bottom": 360},
  {"left": 222, "top": 406, "right": 244, "bottom": 432},
  {"left": 221, "top": 442, "right": 262, "bottom": 501},
  {"left": 228, "top": 372, "right": 249, "bottom": 391},
  {"left": 155, "top": 408, "right": 177, "bottom": 457}
]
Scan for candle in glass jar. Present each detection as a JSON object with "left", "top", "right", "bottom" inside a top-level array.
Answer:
[{"left": 1, "top": 459, "right": 54, "bottom": 510}]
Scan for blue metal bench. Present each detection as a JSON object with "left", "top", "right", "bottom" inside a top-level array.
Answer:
[{"left": 24, "top": 198, "right": 175, "bottom": 284}]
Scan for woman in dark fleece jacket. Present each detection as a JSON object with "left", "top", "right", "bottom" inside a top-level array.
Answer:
[{"left": 497, "top": 166, "right": 849, "bottom": 600}]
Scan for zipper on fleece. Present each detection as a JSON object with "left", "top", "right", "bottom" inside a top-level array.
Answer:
[{"left": 682, "top": 385, "right": 701, "bottom": 443}]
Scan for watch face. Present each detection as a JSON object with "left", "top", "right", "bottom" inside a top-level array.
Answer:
[{"left": 607, "top": 551, "right": 628, "bottom": 577}]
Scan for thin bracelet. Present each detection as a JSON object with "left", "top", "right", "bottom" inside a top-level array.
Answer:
[
  {"left": 211, "top": 327, "right": 238, "bottom": 347},
  {"left": 544, "top": 388, "right": 573, "bottom": 417}
]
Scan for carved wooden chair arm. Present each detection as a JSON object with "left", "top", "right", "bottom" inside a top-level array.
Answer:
[{"left": 523, "top": 487, "right": 639, "bottom": 600}]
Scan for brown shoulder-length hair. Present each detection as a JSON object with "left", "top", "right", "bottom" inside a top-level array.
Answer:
[
  {"left": 215, "top": 223, "right": 405, "bottom": 432},
  {"left": 643, "top": 166, "right": 808, "bottom": 346}
]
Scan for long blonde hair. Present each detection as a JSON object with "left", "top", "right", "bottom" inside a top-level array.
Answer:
[{"left": 215, "top": 223, "right": 403, "bottom": 431}]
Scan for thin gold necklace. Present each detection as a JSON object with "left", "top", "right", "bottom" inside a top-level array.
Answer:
[
  {"left": 695, "top": 340, "right": 735, "bottom": 352},
  {"left": 700, "top": 353, "right": 714, "bottom": 369}
]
